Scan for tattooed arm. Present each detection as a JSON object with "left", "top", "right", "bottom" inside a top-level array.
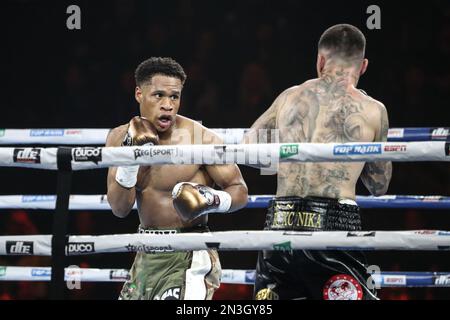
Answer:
[
  {"left": 243, "top": 88, "right": 291, "bottom": 144},
  {"left": 360, "top": 103, "right": 393, "bottom": 196}
]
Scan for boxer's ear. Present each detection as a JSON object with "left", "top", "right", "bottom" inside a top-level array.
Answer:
[
  {"left": 316, "top": 54, "right": 326, "bottom": 77},
  {"left": 135, "top": 86, "right": 142, "bottom": 104},
  {"left": 360, "top": 59, "right": 368, "bottom": 76}
]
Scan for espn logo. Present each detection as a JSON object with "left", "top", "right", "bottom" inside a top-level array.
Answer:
[
  {"left": 66, "top": 242, "right": 95, "bottom": 255},
  {"left": 13, "top": 148, "right": 41, "bottom": 164},
  {"left": 6, "top": 241, "right": 34, "bottom": 255}
]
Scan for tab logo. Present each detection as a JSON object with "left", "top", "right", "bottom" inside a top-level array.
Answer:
[
  {"left": 6, "top": 241, "right": 34, "bottom": 255},
  {"left": 333, "top": 144, "right": 381, "bottom": 155},
  {"left": 273, "top": 241, "right": 292, "bottom": 251},
  {"left": 13, "top": 148, "right": 41, "bottom": 164},
  {"left": 280, "top": 144, "right": 298, "bottom": 159},
  {"left": 73, "top": 147, "right": 102, "bottom": 164}
]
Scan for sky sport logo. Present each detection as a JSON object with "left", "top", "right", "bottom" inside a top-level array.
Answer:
[
  {"left": 6, "top": 241, "right": 34, "bottom": 255},
  {"left": 133, "top": 147, "right": 175, "bottom": 160},
  {"left": 13, "top": 148, "right": 41, "bottom": 164},
  {"left": 72, "top": 147, "right": 102, "bottom": 164},
  {"left": 333, "top": 144, "right": 381, "bottom": 155}
]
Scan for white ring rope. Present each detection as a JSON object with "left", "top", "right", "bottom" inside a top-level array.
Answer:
[
  {"left": 0, "top": 194, "right": 448, "bottom": 210},
  {"left": 0, "top": 128, "right": 444, "bottom": 145},
  {"left": 1, "top": 230, "right": 449, "bottom": 256},
  {"left": 0, "top": 142, "right": 448, "bottom": 170},
  {"left": 1, "top": 266, "right": 448, "bottom": 288}
]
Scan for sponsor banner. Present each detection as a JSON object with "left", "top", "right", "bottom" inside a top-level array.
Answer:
[
  {"left": 383, "top": 145, "right": 407, "bottom": 152},
  {"left": 273, "top": 241, "right": 292, "bottom": 251},
  {"left": 437, "top": 231, "right": 450, "bottom": 236},
  {"left": 347, "top": 231, "right": 376, "bottom": 237},
  {"left": 387, "top": 128, "right": 404, "bottom": 138},
  {"left": 13, "top": 148, "right": 41, "bottom": 164},
  {"left": 22, "top": 195, "right": 56, "bottom": 202},
  {"left": 66, "top": 242, "right": 95, "bottom": 255},
  {"left": 109, "top": 270, "right": 130, "bottom": 281},
  {"left": 434, "top": 275, "right": 450, "bottom": 285},
  {"left": 279, "top": 144, "right": 298, "bottom": 159},
  {"left": 245, "top": 271, "right": 256, "bottom": 283},
  {"left": 133, "top": 147, "right": 177, "bottom": 160},
  {"left": 64, "top": 129, "right": 82, "bottom": 136},
  {"left": 125, "top": 244, "right": 174, "bottom": 253},
  {"left": 333, "top": 144, "right": 381, "bottom": 155},
  {"left": 431, "top": 128, "right": 449, "bottom": 140},
  {"left": 31, "top": 268, "right": 51, "bottom": 277},
  {"left": 414, "top": 230, "right": 438, "bottom": 235},
  {"left": 30, "top": 129, "right": 64, "bottom": 137},
  {"left": 6, "top": 241, "right": 34, "bottom": 255},
  {"left": 72, "top": 147, "right": 102, "bottom": 164},
  {"left": 382, "top": 275, "right": 406, "bottom": 286}
]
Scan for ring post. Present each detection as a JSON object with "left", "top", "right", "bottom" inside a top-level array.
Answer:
[{"left": 50, "top": 147, "right": 72, "bottom": 300}]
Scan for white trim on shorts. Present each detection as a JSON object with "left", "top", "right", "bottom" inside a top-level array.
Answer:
[{"left": 183, "top": 250, "right": 212, "bottom": 300}]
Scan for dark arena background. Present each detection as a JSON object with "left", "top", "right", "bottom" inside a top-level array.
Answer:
[{"left": 1, "top": 0, "right": 450, "bottom": 300}]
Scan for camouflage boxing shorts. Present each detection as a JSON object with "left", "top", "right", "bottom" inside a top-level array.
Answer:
[{"left": 119, "top": 226, "right": 221, "bottom": 300}]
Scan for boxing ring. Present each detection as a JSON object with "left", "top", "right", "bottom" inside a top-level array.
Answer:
[{"left": 0, "top": 127, "right": 449, "bottom": 299}]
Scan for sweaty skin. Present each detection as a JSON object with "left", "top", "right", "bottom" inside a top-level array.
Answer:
[
  {"left": 107, "top": 75, "right": 247, "bottom": 228},
  {"left": 246, "top": 67, "right": 392, "bottom": 199}
]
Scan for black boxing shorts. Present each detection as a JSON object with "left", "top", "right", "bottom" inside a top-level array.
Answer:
[{"left": 254, "top": 196, "right": 378, "bottom": 300}]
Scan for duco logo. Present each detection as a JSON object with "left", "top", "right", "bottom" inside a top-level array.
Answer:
[
  {"left": 280, "top": 144, "right": 298, "bottom": 159},
  {"left": 73, "top": 147, "right": 102, "bottom": 164},
  {"left": 66, "top": 242, "right": 95, "bottom": 255}
]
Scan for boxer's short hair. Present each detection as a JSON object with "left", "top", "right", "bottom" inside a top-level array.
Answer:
[
  {"left": 135, "top": 57, "right": 187, "bottom": 86},
  {"left": 318, "top": 24, "right": 366, "bottom": 62}
]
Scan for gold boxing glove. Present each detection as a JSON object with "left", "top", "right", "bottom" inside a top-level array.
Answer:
[
  {"left": 122, "top": 116, "right": 160, "bottom": 146},
  {"left": 172, "top": 182, "right": 232, "bottom": 222},
  {"left": 115, "top": 116, "right": 160, "bottom": 188}
]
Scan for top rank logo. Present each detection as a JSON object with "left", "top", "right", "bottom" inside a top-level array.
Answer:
[
  {"left": 73, "top": 147, "right": 102, "bottom": 164},
  {"left": 13, "top": 148, "right": 41, "bottom": 164},
  {"left": 333, "top": 144, "right": 381, "bottom": 155}
]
